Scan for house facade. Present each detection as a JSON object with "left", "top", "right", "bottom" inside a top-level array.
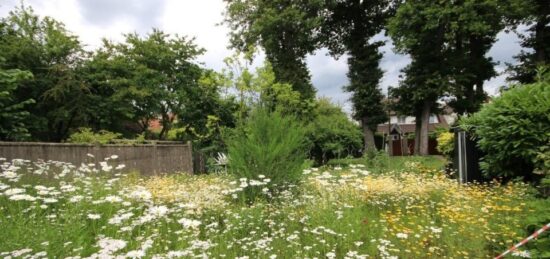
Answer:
[{"left": 376, "top": 110, "right": 456, "bottom": 156}]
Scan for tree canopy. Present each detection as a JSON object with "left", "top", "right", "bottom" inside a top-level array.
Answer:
[
  {"left": 321, "top": 0, "right": 393, "bottom": 151},
  {"left": 0, "top": 5, "right": 87, "bottom": 141},
  {"left": 0, "top": 1, "right": 547, "bottom": 163},
  {"left": 0, "top": 57, "right": 34, "bottom": 141},
  {"left": 223, "top": 0, "right": 323, "bottom": 100},
  {"left": 506, "top": 0, "right": 550, "bottom": 84}
]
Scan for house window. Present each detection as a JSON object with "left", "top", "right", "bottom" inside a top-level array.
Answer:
[
  {"left": 397, "top": 116, "right": 406, "bottom": 124},
  {"left": 429, "top": 115, "right": 439, "bottom": 123}
]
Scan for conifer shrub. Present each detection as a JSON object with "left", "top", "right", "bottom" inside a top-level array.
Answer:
[{"left": 225, "top": 109, "right": 308, "bottom": 203}]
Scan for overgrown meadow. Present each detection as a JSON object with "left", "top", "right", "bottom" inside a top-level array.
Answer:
[{"left": 1, "top": 155, "right": 548, "bottom": 258}]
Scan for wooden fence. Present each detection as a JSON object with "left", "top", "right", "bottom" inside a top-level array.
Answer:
[{"left": 0, "top": 141, "right": 193, "bottom": 175}]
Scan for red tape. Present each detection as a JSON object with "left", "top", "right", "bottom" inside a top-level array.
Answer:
[{"left": 494, "top": 222, "right": 550, "bottom": 259}]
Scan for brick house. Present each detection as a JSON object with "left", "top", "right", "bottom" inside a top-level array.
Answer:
[{"left": 376, "top": 108, "right": 456, "bottom": 156}]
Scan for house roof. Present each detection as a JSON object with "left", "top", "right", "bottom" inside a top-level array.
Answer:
[
  {"left": 376, "top": 115, "right": 449, "bottom": 135},
  {"left": 377, "top": 123, "right": 442, "bottom": 135},
  {"left": 147, "top": 113, "right": 177, "bottom": 131}
]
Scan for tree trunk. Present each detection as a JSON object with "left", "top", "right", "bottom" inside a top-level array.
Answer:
[
  {"left": 158, "top": 113, "right": 171, "bottom": 140},
  {"left": 468, "top": 35, "right": 485, "bottom": 114},
  {"left": 414, "top": 114, "right": 421, "bottom": 155},
  {"left": 534, "top": 13, "right": 548, "bottom": 64},
  {"left": 419, "top": 100, "right": 431, "bottom": 156},
  {"left": 362, "top": 118, "right": 377, "bottom": 153},
  {"left": 402, "top": 135, "right": 409, "bottom": 156}
]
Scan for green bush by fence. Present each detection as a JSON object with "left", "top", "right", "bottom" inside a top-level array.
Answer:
[{"left": 460, "top": 77, "right": 550, "bottom": 183}]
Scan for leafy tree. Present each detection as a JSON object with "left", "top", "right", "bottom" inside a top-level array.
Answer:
[
  {"left": 388, "top": 0, "right": 503, "bottom": 154},
  {"left": 0, "top": 5, "right": 88, "bottom": 141},
  {"left": 122, "top": 30, "right": 205, "bottom": 140},
  {"left": 222, "top": 54, "right": 311, "bottom": 119},
  {"left": 447, "top": 0, "right": 504, "bottom": 115},
  {"left": 221, "top": 52, "right": 255, "bottom": 122},
  {"left": 0, "top": 57, "right": 34, "bottom": 140},
  {"left": 253, "top": 62, "right": 313, "bottom": 117},
  {"left": 506, "top": 0, "right": 550, "bottom": 84},
  {"left": 87, "top": 30, "right": 206, "bottom": 140},
  {"left": 223, "top": 0, "right": 323, "bottom": 100},
  {"left": 83, "top": 30, "right": 237, "bottom": 145},
  {"left": 388, "top": 0, "right": 453, "bottom": 155},
  {"left": 174, "top": 70, "right": 239, "bottom": 150},
  {"left": 321, "top": 0, "right": 392, "bottom": 151},
  {"left": 305, "top": 98, "right": 362, "bottom": 164},
  {"left": 78, "top": 40, "right": 144, "bottom": 136}
]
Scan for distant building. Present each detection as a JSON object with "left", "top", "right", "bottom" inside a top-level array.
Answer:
[
  {"left": 147, "top": 113, "right": 177, "bottom": 132},
  {"left": 376, "top": 106, "right": 457, "bottom": 156}
]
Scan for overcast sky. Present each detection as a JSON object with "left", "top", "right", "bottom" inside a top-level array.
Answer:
[{"left": 0, "top": 0, "right": 524, "bottom": 113}]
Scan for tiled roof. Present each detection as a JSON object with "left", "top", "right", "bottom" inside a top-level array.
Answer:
[
  {"left": 376, "top": 114, "right": 449, "bottom": 135},
  {"left": 376, "top": 123, "right": 444, "bottom": 134}
]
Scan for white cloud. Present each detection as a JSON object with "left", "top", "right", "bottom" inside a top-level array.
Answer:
[{"left": 161, "top": 0, "right": 232, "bottom": 70}]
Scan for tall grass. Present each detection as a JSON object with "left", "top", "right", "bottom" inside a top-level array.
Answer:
[
  {"left": 0, "top": 157, "right": 547, "bottom": 258},
  {"left": 327, "top": 154, "right": 446, "bottom": 174}
]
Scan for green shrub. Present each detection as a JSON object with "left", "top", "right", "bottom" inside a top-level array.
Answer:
[
  {"left": 68, "top": 128, "right": 122, "bottom": 144},
  {"left": 167, "top": 127, "right": 186, "bottom": 141},
  {"left": 363, "top": 149, "right": 391, "bottom": 171},
  {"left": 436, "top": 131, "right": 454, "bottom": 158},
  {"left": 226, "top": 109, "right": 308, "bottom": 203},
  {"left": 305, "top": 99, "right": 363, "bottom": 165},
  {"left": 460, "top": 79, "right": 550, "bottom": 182}
]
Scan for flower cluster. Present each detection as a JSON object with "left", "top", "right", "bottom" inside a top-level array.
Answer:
[{"left": 0, "top": 157, "right": 543, "bottom": 258}]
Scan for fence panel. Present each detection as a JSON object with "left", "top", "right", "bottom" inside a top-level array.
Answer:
[{"left": 0, "top": 141, "right": 193, "bottom": 175}]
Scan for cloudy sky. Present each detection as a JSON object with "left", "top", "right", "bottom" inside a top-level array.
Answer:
[{"left": 0, "top": 0, "right": 524, "bottom": 112}]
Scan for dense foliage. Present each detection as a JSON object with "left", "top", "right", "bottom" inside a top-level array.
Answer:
[
  {"left": 225, "top": 109, "right": 308, "bottom": 203},
  {"left": 305, "top": 99, "right": 362, "bottom": 164},
  {"left": 0, "top": 58, "right": 33, "bottom": 141},
  {"left": 460, "top": 76, "right": 550, "bottom": 182},
  {"left": 436, "top": 131, "right": 455, "bottom": 159},
  {"left": 321, "top": 0, "right": 392, "bottom": 151},
  {"left": 0, "top": 6, "right": 238, "bottom": 146},
  {"left": 0, "top": 6, "right": 86, "bottom": 141},
  {"left": 223, "top": 0, "right": 323, "bottom": 101},
  {"left": 388, "top": 0, "right": 505, "bottom": 154},
  {"left": 67, "top": 128, "right": 122, "bottom": 145},
  {"left": 506, "top": 0, "right": 550, "bottom": 84},
  {"left": 84, "top": 30, "right": 206, "bottom": 140}
]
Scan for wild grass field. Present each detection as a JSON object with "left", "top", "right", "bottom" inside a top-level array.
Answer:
[{"left": 1, "top": 155, "right": 548, "bottom": 258}]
